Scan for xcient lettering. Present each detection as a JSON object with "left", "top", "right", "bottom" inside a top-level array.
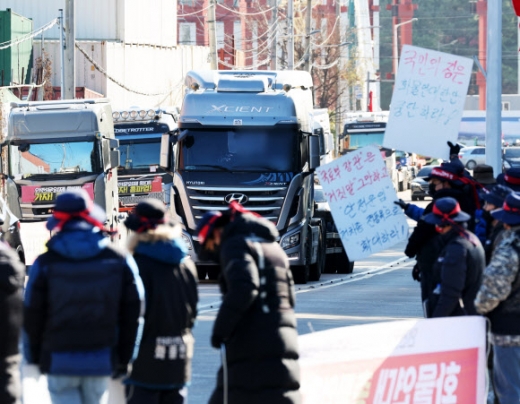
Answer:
[{"left": 209, "top": 105, "right": 272, "bottom": 113}]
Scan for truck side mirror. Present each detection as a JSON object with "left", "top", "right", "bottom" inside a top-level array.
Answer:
[
  {"left": 309, "top": 134, "right": 321, "bottom": 171},
  {"left": 160, "top": 133, "right": 172, "bottom": 170},
  {"left": 109, "top": 138, "right": 119, "bottom": 169},
  {"left": 110, "top": 150, "right": 120, "bottom": 168}
]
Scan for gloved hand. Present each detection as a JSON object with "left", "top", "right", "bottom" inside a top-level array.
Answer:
[
  {"left": 394, "top": 199, "right": 409, "bottom": 211},
  {"left": 447, "top": 141, "right": 461, "bottom": 158},
  {"left": 111, "top": 364, "right": 128, "bottom": 379},
  {"left": 411, "top": 264, "right": 421, "bottom": 282},
  {"left": 211, "top": 334, "right": 224, "bottom": 349}
]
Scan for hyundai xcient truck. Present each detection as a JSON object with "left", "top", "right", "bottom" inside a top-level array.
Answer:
[
  {"left": 113, "top": 108, "right": 177, "bottom": 212},
  {"left": 160, "top": 70, "right": 350, "bottom": 283},
  {"left": 4, "top": 99, "right": 121, "bottom": 265}
]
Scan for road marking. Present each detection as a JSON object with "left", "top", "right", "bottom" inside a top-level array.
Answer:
[
  {"left": 295, "top": 256, "right": 411, "bottom": 294},
  {"left": 197, "top": 256, "right": 412, "bottom": 314}
]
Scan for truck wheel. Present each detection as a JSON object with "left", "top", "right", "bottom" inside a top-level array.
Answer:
[
  {"left": 207, "top": 266, "right": 220, "bottom": 281},
  {"left": 335, "top": 251, "right": 355, "bottom": 274},
  {"left": 291, "top": 265, "right": 309, "bottom": 284},
  {"left": 309, "top": 231, "right": 325, "bottom": 281},
  {"left": 196, "top": 266, "right": 207, "bottom": 281}
]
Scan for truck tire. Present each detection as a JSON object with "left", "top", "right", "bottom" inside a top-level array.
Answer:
[
  {"left": 207, "top": 266, "right": 220, "bottom": 281},
  {"left": 335, "top": 250, "right": 355, "bottom": 274},
  {"left": 291, "top": 265, "right": 309, "bottom": 284},
  {"left": 309, "top": 230, "right": 325, "bottom": 281},
  {"left": 196, "top": 266, "right": 207, "bottom": 281}
]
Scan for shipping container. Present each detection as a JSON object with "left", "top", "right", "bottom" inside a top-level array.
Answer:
[
  {"left": 0, "top": 8, "right": 33, "bottom": 85},
  {"left": 31, "top": 40, "right": 210, "bottom": 109},
  {"left": 0, "top": 0, "right": 176, "bottom": 46}
]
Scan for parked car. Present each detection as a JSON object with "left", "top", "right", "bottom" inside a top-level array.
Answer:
[
  {"left": 410, "top": 165, "right": 439, "bottom": 201},
  {"left": 459, "top": 146, "right": 486, "bottom": 170},
  {"left": 503, "top": 147, "right": 520, "bottom": 170}
]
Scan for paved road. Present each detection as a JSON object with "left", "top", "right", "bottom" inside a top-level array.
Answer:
[{"left": 22, "top": 190, "right": 431, "bottom": 404}]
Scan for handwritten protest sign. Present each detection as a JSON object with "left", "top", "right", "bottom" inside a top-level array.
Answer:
[
  {"left": 299, "top": 316, "right": 487, "bottom": 404},
  {"left": 316, "top": 145, "right": 408, "bottom": 261},
  {"left": 383, "top": 45, "right": 473, "bottom": 160}
]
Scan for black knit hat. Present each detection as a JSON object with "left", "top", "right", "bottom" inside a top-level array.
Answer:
[{"left": 124, "top": 199, "right": 172, "bottom": 233}]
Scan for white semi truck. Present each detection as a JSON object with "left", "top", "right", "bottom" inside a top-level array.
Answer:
[{"left": 4, "top": 99, "right": 121, "bottom": 265}]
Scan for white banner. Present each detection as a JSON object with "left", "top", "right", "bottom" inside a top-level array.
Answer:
[
  {"left": 316, "top": 145, "right": 409, "bottom": 261},
  {"left": 299, "top": 316, "right": 487, "bottom": 404},
  {"left": 383, "top": 45, "right": 473, "bottom": 160}
]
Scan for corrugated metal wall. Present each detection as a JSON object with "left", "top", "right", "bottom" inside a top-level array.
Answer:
[
  {"left": 33, "top": 40, "right": 210, "bottom": 109},
  {"left": 0, "top": 0, "right": 176, "bottom": 46}
]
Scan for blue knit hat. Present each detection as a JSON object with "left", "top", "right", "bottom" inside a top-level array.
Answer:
[
  {"left": 496, "top": 168, "right": 520, "bottom": 192},
  {"left": 423, "top": 197, "right": 471, "bottom": 226},
  {"left": 46, "top": 189, "right": 106, "bottom": 231},
  {"left": 491, "top": 192, "right": 520, "bottom": 226},
  {"left": 481, "top": 184, "right": 513, "bottom": 208}
]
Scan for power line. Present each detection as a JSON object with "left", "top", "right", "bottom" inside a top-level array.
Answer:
[{"left": 0, "top": 18, "right": 58, "bottom": 50}]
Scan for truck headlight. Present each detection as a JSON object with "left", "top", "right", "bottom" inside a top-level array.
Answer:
[
  {"left": 181, "top": 233, "right": 193, "bottom": 250},
  {"left": 411, "top": 183, "right": 421, "bottom": 191},
  {"left": 280, "top": 232, "right": 300, "bottom": 250}
]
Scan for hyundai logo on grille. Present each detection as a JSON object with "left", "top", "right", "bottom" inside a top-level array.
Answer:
[{"left": 224, "top": 193, "right": 249, "bottom": 204}]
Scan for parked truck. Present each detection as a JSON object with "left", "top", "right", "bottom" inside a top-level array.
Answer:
[
  {"left": 113, "top": 108, "right": 177, "bottom": 212},
  {"left": 159, "top": 70, "right": 352, "bottom": 283},
  {"left": 4, "top": 99, "right": 121, "bottom": 265}
]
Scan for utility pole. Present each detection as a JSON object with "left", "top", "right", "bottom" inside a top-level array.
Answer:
[
  {"left": 303, "top": 0, "right": 312, "bottom": 72},
  {"left": 64, "top": 0, "right": 75, "bottom": 99},
  {"left": 486, "top": 0, "right": 502, "bottom": 176},
  {"left": 59, "top": 9, "right": 65, "bottom": 99},
  {"left": 334, "top": 0, "right": 341, "bottom": 155},
  {"left": 270, "top": 0, "right": 278, "bottom": 70},
  {"left": 287, "top": 0, "right": 294, "bottom": 70},
  {"left": 208, "top": 0, "right": 218, "bottom": 70}
]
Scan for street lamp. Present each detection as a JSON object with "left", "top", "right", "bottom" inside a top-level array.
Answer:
[
  {"left": 393, "top": 18, "right": 418, "bottom": 77},
  {"left": 304, "top": 30, "right": 321, "bottom": 72},
  {"left": 437, "top": 39, "right": 458, "bottom": 51}
]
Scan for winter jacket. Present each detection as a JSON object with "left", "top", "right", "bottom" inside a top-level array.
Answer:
[
  {"left": 125, "top": 225, "right": 198, "bottom": 389},
  {"left": 0, "top": 242, "right": 25, "bottom": 404},
  {"left": 405, "top": 188, "right": 475, "bottom": 301},
  {"left": 209, "top": 212, "right": 301, "bottom": 404},
  {"left": 475, "top": 226, "right": 520, "bottom": 346},
  {"left": 23, "top": 227, "right": 145, "bottom": 376},
  {"left": 429, "top": 228, "right": 484, "bottom": 318}
]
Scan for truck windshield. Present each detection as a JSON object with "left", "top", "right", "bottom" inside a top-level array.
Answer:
[
  {"left": 119, "top": 140, "right": 160, "bottom": 170},
  {"left": 345, "top": 131, "right": 385, "bottom": 150},
  {"left": 179, "top": 127, "right": 298, "bottom": 172},
  {"left": 9, "top": 140, "right": 98, "bottom": 177}
]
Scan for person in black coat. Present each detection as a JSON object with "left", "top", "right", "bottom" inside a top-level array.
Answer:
[
  {"left": 123, "top": 199, "right": 198, "bottom": 404},
  {"left": 422, "top": 197, "right": 485, "bottom": 317},
  {"left": 480, "top": 184, "right": 512, "bottom": 264},
  {"left": 197, "top": 201, "right": 301, "bottom": 404},
  {"left": 0, "top": 242, "right": 25, "bottom": 404}
]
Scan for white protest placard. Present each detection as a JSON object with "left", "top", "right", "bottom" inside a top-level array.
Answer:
[
  {"left": 316, "top": 145, "right": 408, "bottom": 261},
  {"left": 383, "top": 45, "right": 473, "bottom": 160},
  {"left": 299, "top": 316, "right": 487, "bottom": 404}
]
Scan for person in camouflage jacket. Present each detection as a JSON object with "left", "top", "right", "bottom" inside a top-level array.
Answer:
[{"left": 475, "top": 192, "right": 520, "bottom": 404}]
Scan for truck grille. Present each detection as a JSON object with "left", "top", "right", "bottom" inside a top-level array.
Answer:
[{"left": 187, "top": 186, "right": 287, "bottom": 223}]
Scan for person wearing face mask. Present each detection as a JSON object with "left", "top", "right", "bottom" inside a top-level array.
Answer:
[
  {"left": 480, "top": 185, "right": 513, "bottom": 264},
  {"left": 394, "top": 161, "right": 480, "bottom": 306},
  {"left": 196, "top": 201, "right": 301, "bottom": 404},
  {"left": 422, "top": 197, "right": 484, "bottom": 318}
]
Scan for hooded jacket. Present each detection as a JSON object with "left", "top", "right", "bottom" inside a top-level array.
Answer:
[
  {"left": 125, "top": 224, "right": 198, "bottom": 389},
  {"left": 23, "top": 224, "right": 145, "bottom": 376},
  {"left": 209, "top": 212, "right": 301, "bottom": 404}
]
